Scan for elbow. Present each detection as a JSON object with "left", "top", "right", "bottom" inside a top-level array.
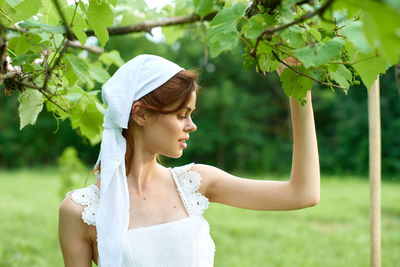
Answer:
[
  {"left": 303, "top": 193, "right": 320, "bottom": 208},
  {"left": 289, "top": 183, "right": 320, "bottom": 209},
  {"left": 293, "top": 189, "right": 319, "bottom": 209},
  {"left": 307, "top": 195, "right": 320, "bottom": 207}
]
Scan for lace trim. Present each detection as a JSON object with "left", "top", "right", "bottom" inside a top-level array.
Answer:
[
  {"left": 66, "top": 184, "right": 100, "bottom": 226},
  {"left": 173, "top": 163, "right": 210, "bottom": 216},
  {"left": 65, "top": 163, "right": 209, "bottom": 226}
]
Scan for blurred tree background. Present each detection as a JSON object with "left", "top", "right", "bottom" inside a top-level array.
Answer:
[{"left": 1, "top": 32, "right": 399, "bottom": 177}]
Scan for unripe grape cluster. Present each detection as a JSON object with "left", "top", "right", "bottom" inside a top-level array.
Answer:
[
  {"left": 242, "top": 47, "right": 256, "bottom": 70},
  {"left": 341, "top": 49, "right": 360, "bottom": 86}
]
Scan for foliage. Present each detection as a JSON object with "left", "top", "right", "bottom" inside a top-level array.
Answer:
[
  {"left": 1, "top": 0, "right": 400, "bottom": 146},
  {"left": 0, "top": 0, "right": 399, "bottom": 178},
  {"left": 1, "top": 34, "right": 399, "bottom": 176},
  {"left": 1, "top": 169, "right": 400, "bottom": 266},
  {"left": 57, "top": 146, "right": 87, "bottom": 199}
]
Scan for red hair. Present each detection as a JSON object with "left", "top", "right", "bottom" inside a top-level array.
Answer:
[
  {"left": 94, "top": 70, "right": 198, "bottom": 176},
  {"left": 122, "top": 70, "right": 199, "bottom": 175}
]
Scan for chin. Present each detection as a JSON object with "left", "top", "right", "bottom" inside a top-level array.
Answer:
[
  {"left": 171, "top": 151, "right": 183, "bottom": 159},
  {"left": 160, "top": 150, "right": 183, "bottom": 159}
]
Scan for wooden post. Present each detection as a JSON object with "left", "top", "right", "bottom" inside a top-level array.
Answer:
[{"left": 368, "top": 77, "right": 381, "bottom": 267}]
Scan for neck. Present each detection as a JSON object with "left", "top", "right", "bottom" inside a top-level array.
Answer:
[{"left": 124, "top": 131, "right": 165, "bottom": 194}]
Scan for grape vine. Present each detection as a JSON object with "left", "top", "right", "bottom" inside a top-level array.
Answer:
[{"left": 0, "top": 0, "right": 399, "bottom": 143}]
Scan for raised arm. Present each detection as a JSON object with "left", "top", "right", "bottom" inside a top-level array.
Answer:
[
  {"left": 59, "top": 197, "right": 93, "bottom": 267},
  {"left": 194, "top": 62, "right": 320, "bottom": 211},
  {"left": 287, "top": 90, "right": 320, "bottom": 205}
]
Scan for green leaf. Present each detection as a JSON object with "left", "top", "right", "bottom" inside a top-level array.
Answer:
[
  {"left": 64, "top": 54, "right": 93, "bottom": 88},
  {"left": 354, "top": 56, "right": 388, "bottom": 90},
  {"left": 342, "top": 21, "right": 371, "bottom": 53},
  {"left": 18, "top": 89, "right": 43, "bottom": 130},
  {"left": 361, "top": 1, "right": 400, "bottom": 64},
  {"left": 208, "top": 32, "right": 239, "bottom": 58},
  {"left": 333, "top": 0, "right": 362, "bottom": 18},
  {"left": 86, "top": 0, "right": 113, "bottom": 47},
  {"left": 162, "top": 25, "right": 185, "bottom": 45},
  {"left": 67, "top": 87, "right": 104, "bottom": 145},
  {"left": 107, "top": 0, "right": 118, "bottom": 7},
  {"left": 257, "top": 42, "right": 280, "bottom": 72},
  {"left": 328, "top": 64, "right": 352, "bottom": 88},
  {"left": 338, "top": 0, "right": 400, "bottom": 64},
  {"left": 242, "top": 14, "right": 265, "bottom": 39},
  {"left": 18, "top": 21, "right": 66, "bottom": 34},
  {"left": 259, "top": 53, "right": 280, "bottom": 72},
  {"left": 12, "top": 52, "right": 40, "bottom": 65},
  {"left": 89, "top": 64, "right": 111, "bottom": 83},
  {"left": 279, "top": 67, "right": 314, "bottom": 101},
  {"left": 65, "top": 7, "right": 88, "bottom": 46},
  {"left": 295, "top": 37, "right": 344, "bottom": 68},
  {"left": 206, "top": 2, "right": 247, "bottom": 57},
  {"left": 308, "top": 28, "right": 321, "bottom": 42},
  {"left": 384, "top": 0, "right": 400, "bottom": 11},
  {"left": 7, "top": 0, "right": 42, "bottom": 23},
  {"left": 278, "top": 0, "right": 296, "bottom": 22},
  {"left": 79, "top": 0, "right": 86, "bottom": 12},
  {"left": 223, "top": 0, "right": 241, "bottom": 8},
  {"left": 7, "top": 0, "right": 24, "bottom": 7},
  {"left": 99, "top": 50, "right": 124, "bottom": 67},
  {"left": 71, "top": 23, "right": 87, "bottom": 47},
  {"left": 8, "top": 34, "right": 42, "bottom": 55},
  {"left": 345, "top": 41, "right": 388, "bottom": 90},
  {"left": 279, "top": 25, "right": 305, "bottom": 49},
  {"left": 0, "top": 2, "right": 12, "bottom": 26},
  {"left": 65, "top": 54, "right": 89, "bottom": 78},
  {"left": 194, "top": 0, "right": 214, "bottom": 17},
  {"left": 209, "top": 2, "right": 246, "bottom": 29}
]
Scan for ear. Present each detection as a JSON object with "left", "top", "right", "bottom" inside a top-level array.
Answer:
[{"left": 130, "top": 102, "right": 148, "bottom": 126}]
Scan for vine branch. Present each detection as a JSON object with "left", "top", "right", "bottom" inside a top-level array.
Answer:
[
  {"left": 251, "top": 0, "right": 335, "bottom": 58},
  {"left": 38, "top": 88, "right": 66, "bottom": 112},
  {"left": 249, "top": 0, "right": 337, "bottom": 83},
  {"left": 272, "top": 50, "right": 346, "bottom": 89},
  {"left": 85, "top": 12, "right": 217, "bottom": 37},
  {"left": 3, "top": 10, "right": 218, "bottom": 114},
  {"left": 66, "top": 40, "right": 103, "bottom": 53},
  {"left": 51, "top": 0, "right": 75, "bottom": 40}
]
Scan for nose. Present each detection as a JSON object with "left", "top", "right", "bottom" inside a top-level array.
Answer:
[{"left": 185, "top": 117, "right": 197, "bottom": 133}]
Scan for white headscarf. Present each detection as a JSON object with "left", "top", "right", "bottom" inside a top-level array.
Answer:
[{"left": 95, "top": 54, "right": 184, "bottom": 267}]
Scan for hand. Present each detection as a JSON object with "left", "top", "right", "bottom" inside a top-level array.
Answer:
[{"left": 277, "top": 57, "right": 301, "bottom": 76}]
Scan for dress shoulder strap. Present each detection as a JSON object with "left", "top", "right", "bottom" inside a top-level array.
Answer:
[
  {"left": 171, "top": 163, "right": 209, "bottom": 216},
  {"left": 172, "top": 162, "right": 195, "bottom": 177},
  {"left": 66, "top": 184, "right": 100, "bottom": 226}
]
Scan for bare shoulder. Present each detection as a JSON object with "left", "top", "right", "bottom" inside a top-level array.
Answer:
[
  {"left": 59, "top": 184, "right": 99, "bottom": 229},
  {"left": 59, "top": 195, "right": 87, "bottom": 230},
  {"left": 190, "top": 163, "right": 226, "bottom": 179},
  {"left": 189, "top": 163, "right": 229, "bottom": 200},
  {"left": 59, "top": 195, "right": 94, "bottom": 266},
  {"left": 60, "top": 195, "right": 83, "bottom": 216}
]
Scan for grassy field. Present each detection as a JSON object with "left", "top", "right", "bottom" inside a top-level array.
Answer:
[{"left": 0, "top": 169, "right": 399, "bottom": 267}]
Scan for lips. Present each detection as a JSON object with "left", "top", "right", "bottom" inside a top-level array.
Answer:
[{"left": 179, "top": 137, "right": 189, "bottom": 149}]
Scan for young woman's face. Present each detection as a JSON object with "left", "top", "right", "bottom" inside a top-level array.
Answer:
[{"left": 143, "top": 90, "right": 197, "bottom": 158}]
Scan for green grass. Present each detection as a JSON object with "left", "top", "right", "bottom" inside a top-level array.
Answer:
[{"left": 0, "top": 169, "right": 399, "bottom": 267}]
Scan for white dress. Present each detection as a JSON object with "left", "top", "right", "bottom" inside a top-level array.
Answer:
[{"left": 67, "top": 163, "right": 216, "bottom": 266}]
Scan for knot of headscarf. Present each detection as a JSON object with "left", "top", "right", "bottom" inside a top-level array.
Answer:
[{"left": 95, "top": 54, "right": 184, "bottom": 267}]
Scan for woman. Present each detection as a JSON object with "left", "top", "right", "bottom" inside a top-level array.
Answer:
[{"left": 59, "top": 54, "right": 320, "bottom": 267}]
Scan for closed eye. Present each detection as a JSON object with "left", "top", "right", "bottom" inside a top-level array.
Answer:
[
  {"left": 177, "top": 107, "right": 196, "bottom": 120},
  {"left": 178, "top": 114, "right": 188, "bottom": 119},
  {"left": 178, "top": 111, "right": 197, "bottom": 120}
]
